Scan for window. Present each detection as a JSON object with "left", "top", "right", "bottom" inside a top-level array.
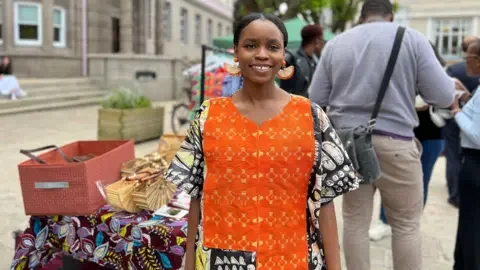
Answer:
[
  {"left": 225, "top": 26, "right": 231, "bottom": 35},
  {"left": 0, "top": 6, "right": 3, "bottom": 44},
  {"left": 180, "top": 8, "right": 188, "bottom": 44},
  {"left": 207, "top": 19, "right": 213, "bottom": 45},
  {"left": 53, "top": 7, "right": 66, "bottom": 47},
  {"left": 162, "top": 2, "right": 171, "bottom": 41},
  {"left": 432, "top": 18, "right": 472, "bottom": 59},
  {"left": 195, "top": 14, "right": 202, "bottom": 45},
  {"left": 217, "top": 22, "right": 222, "bottom": 37},
  {"left": 14, "top": 2, "right": 42, "bottom": 46}
]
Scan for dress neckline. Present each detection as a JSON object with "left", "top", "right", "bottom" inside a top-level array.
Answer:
[{"left": 226, "top": 95, "right": 295, "bottom": 129}]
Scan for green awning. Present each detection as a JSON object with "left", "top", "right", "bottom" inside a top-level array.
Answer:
[{"left": 213, "top": 18, "right": 335, "bottom": 50}]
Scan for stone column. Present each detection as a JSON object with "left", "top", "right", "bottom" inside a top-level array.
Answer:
[
  {"left": 3, "top": 0, "right": 14, "bottom": 52},
  {"left": 120, "top": 0, "right": 133, "bottom": 53},
  {"left": 155, "top": 0, "right": 164, "bottom": 55},
  {"left": 145, "top": 0, "right": 156, "bottom": 54},
  {"left": 43, "top": 0, "right": 54, "bottom": 52}
]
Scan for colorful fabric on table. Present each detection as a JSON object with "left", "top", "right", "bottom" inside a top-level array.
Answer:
[{"left": 11, "top": 205, "right": 188, "bottom": 270}]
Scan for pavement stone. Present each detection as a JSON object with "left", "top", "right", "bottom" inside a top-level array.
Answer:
[{"left": 0, "top": 105, "right": 459, "bottom": 269}]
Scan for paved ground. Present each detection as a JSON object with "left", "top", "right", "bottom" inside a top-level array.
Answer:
[{"left": 0, "top": 104, "right": 458, "bottom": 270}]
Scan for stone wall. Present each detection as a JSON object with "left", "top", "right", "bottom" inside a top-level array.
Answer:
[{"left": 88, "top": 54, "right": 189, "bottom": 102}]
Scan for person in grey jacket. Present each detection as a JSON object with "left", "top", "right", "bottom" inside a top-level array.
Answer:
[{"left": 308, "top": 0, "right": 456, "bottom": 269}]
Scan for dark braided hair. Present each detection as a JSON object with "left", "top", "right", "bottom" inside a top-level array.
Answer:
[
  {"left": 233, "top": 13, "right": 288, "bottom": 49},
  {"left": 360, "top": 0, "right": 393, "bottom": 20}
]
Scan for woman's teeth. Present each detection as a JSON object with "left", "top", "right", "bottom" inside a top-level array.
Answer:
[{"left": 252, "top": 66, "right": 270, "bottom": 70}]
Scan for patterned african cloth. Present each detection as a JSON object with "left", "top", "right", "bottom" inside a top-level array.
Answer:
[
  {"left": 165, "top": 96, "right": 361, "bottom": 270},
  {"left": 11, "top": 205, "right": 188, "bottom": 270}
]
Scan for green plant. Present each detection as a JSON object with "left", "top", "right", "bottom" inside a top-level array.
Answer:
[{"left": 102, "top": 87, "right": 152, "bottom": 109}]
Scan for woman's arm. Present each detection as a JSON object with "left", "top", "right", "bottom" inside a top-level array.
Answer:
[
  {"left": 455, "top": 95, "right": 480, "bottom": 145},
  {"left": 319, "top": 201, "right": 341, "bottom": 270},
  {"left": 184, "top": 198, "right": 201, "bottom": 270}
]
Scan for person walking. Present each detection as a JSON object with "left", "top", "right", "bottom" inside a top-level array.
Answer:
[
  {"left": 280, "top": 24, "right": 325, "bottom": 98},
  {"left": 308, "top": 0, "right": 456, "bottom": 269},
  {"left": 369, "top": 42, "right": 449, "bottom": 241},
  {"left": 443, "top": 35, "right": 480, "bottom": 208},
  {"left": 451, "top": 39, "right": 480, "bottom": 270},
  {"left": 166, "top": 13, "right": 361, "bottom": 270}
]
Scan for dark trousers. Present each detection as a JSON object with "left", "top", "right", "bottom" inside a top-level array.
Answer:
[
  {"left": 443, "top": 119, "right": 462, "bottom": 204},
  {"left": 453, "top": 148, "right": 480, "bottom": 270}
]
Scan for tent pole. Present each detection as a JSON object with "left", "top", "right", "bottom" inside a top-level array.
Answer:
[{"left": 200, "top": 45, "right": 207, "bottom": 105}]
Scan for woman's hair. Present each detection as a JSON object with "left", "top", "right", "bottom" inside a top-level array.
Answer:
[
  {"left": 301, "top": 24, "right": 323, "bottom": 47},
  {"left": 0, "top": 56, "right": 12, "bottom": 75},
  {"left": 233, "top": 13, "right": 288, "bottom": 48}
]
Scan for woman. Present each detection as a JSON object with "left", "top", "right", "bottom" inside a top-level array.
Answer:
[
  {"left": 452, "top": 39, "right": 480, "bottom": 270},
  {"left": 0, "top": 56, "right": 26, "bottom": 100},
  {"left": 165, "top": 13, "right": 361, "bottom": 270}
]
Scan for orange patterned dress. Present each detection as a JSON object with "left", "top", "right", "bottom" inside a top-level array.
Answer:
[{"left": 166, "top": 95, "right": 361, "bottom": 270}]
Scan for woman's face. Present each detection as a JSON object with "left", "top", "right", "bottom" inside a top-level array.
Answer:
[
  {"left": 465, "top": 44, "right": 480, "bottom": 76},
  {"left": 234, "top": 19, "right": 285, "bottom": 85},
  {"left": 3, "top": 57, "right": 10, "bottom": 66}
]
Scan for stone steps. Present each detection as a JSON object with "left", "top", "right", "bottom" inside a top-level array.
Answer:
[
  {"left": 0, "top": 97, "right": 104, "bottom": 116},
  {"left": 0, "top": 77, "right": 108, "bottom": 116}
]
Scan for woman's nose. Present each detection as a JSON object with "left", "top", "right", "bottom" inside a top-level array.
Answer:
[{"left": 255, "top": 47, "right": 269, "bottom": 59}]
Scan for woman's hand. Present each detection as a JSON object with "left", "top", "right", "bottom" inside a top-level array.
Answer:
[
  {"left": 450, "top": 99, "right": 460, "bottom": 111},
  {"left": 453, "top": 78, "right": 468, "bottom": 91},
  {"left": 459, "top": 91, "right": 471, "bottom": 103},
  {"left": 452, "top": 108, "right": 462, "bottom": 116}
]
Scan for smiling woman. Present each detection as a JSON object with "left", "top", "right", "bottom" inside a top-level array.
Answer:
[{"left": 164, "top": 13, "right": 361, "bottom": 270}]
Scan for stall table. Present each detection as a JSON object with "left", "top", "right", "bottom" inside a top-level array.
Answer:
[{"left": 11, "top": 205, "right": 187, "bottom": 269}]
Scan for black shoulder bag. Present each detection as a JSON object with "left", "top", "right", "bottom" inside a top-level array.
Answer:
[{"left": 336, "top": 26, "right": 406, "bottom": 183}]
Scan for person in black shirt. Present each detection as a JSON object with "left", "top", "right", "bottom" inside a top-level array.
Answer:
[{"left": 279, "top": 24, "right": 324, "bottom": 97}]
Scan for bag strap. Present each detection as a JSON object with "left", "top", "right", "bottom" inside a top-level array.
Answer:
[
  {"left": 20, "top": 145, "right": 73, "bottom": 164},
  {"left": 367, "top": 26, "right": 406, "bottom": 131}
]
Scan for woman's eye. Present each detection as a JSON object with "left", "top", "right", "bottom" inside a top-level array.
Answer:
[
  {"left": 269, "top": 45, "right": 280, "bottom": 51},
  {"left": 246, "top": 44, "right": 256, "bottom": 49}
]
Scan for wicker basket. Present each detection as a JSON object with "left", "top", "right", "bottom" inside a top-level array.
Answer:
[
  {"left": 132, "top": 177, "right": 177, "bottom": 211},
  {"left": 158, "top": 134, "right": 185, "bottom": 164},
  {"left": 105, "top": 180, "right": 141, "bottom": 213}
]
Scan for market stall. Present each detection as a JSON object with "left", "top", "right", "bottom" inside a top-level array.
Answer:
[
  {"left": 11, "top": 137, "right": 189, "bottom": 270},
  {"left": 181, "top": 45, "right": 235, "bottom": 121}
]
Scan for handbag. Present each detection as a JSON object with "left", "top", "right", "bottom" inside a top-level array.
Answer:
[{"left": 336, "top": 26, "right": 406, "bottom": 183}]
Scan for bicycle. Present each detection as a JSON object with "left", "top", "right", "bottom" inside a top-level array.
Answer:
[{"left": 170, "top": 74, "right": 195, "bottom": 135}]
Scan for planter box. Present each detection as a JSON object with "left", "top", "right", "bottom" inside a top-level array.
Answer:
[{"left": 98, "top": 107, "right": 164, "bottom": 142}]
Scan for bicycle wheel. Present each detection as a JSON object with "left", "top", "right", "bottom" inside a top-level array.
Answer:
[{"left": 171, "top": 103, "right": 191, "bottom": 135}]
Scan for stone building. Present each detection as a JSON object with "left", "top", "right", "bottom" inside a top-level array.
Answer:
[
  {"left": 395, "top": 0, "right": 480, "bottom": 62},
  {"left": 0, "top": 0, "right": 233, "bottom": 78}
]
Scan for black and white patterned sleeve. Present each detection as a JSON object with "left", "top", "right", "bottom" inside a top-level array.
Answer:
[
  {"left": 311, "top": 103, "right": 361, "bottom": 205},
  {"left": 164, "top": 102, "right": 209, "bottom": 199}
]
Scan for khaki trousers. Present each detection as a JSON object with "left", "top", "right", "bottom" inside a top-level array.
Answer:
[{"left": 343, "top": 135, "right": 423, "bottom": 270}]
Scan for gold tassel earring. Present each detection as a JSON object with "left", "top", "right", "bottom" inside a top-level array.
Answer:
[
  {"left": 226, "top": 57, "right": 241, "bottom": 76},
  {"left": 276, "top": 60, "right": 294, "bottom": 80}
]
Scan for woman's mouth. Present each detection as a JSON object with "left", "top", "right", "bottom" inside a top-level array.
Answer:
[{"left": 250, "top": 65, "right": 272, "bottom": 72}]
